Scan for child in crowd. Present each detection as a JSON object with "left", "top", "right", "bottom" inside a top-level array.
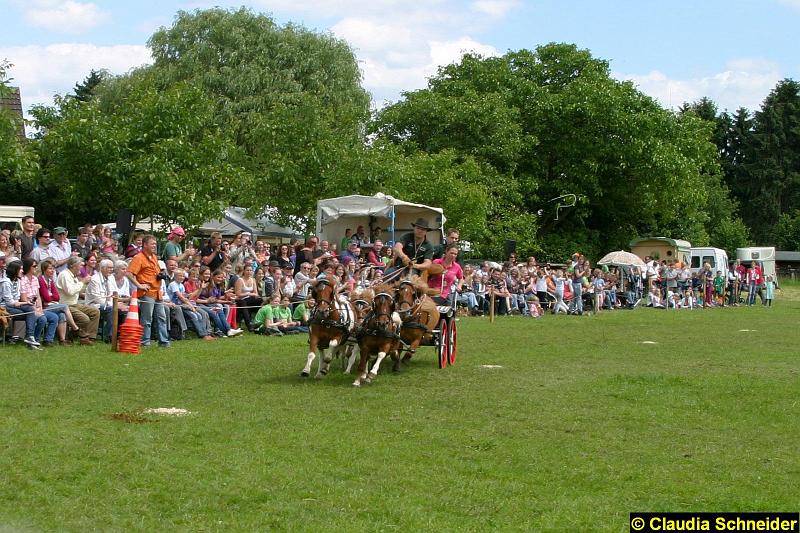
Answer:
[
  {"left": 763, "top": 275, "right": 777, "bottom": 306},
  {"left": 713, "top": 270, "right": 725, "bottom": 306}
]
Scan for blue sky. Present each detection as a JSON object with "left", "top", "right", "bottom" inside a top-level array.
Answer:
[{"left": 1, "top": 0, "right": 798, "bottom": 116}]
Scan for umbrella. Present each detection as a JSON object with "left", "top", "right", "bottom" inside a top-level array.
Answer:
[{"left": 597, "top": 250, "right": 645, "bottom": 267}]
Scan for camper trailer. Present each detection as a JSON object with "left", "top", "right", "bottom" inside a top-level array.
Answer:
[
  {"left": 630, "top": 237, "right": 692, "bottom": 265},
  {"left": 690, "top": 247, "right": 729, "bottom": 279},
  {"left": 0, "top": 205, "right": 35, "bottom": 231},
  {"left": 736, "top": 247, "right": 776, "bottom": 279}
]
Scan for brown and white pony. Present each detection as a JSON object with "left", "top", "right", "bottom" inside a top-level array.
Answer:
[
  {"left": 352, "top": 284, "right": 402, "bottom": 387},
  {"left": 301, "top": 278, "right": 358, "bottom": 378}
]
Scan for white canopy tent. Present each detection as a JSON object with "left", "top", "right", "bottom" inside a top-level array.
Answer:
[
  {"left": 316, "top": 193, "right": 445, "bottom": 246},
  {"left": 105, "top": 207, "right": 300, "bottom": 240}
]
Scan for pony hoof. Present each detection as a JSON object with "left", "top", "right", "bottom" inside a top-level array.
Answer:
[
  {"left": 352, "top": 381, "right": 361, "bottom": 387},
  {"left": 300, "top": 371, "right": 309, "bottom": 378},
  {"left": 367, "top": 372, "right": 376, "bottom": 380}
]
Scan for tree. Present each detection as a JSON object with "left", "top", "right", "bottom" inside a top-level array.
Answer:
[
  {"left": 34, "top": 71, "right": 246, "bottom": 229},
  {"left": 745, "top": 79, "right": 800, "bottom": 243},
  {"left": 146, "top": 8, "right": 371, "bottom": 226},
  {"left": 72, "top": 69, "right": 109, "bottom": 102},
  {"left": 372, "top": 44, "right": 724, "bottom": 257}
]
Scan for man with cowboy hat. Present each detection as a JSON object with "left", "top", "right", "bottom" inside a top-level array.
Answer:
[{"left": 389, "top": 217, "right": 437, "bottom": 276}]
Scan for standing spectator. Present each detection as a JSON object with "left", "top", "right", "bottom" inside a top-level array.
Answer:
[
  {"left": 19, "top": 216, "right": 36, "bottom": 259},
  {"left": 72, "top": 228, "right": 92, "bottom": 260},
  {"left": 200, "top": 232, "right": 227, "bottom": 272},
  {"left": 366, "top": 240, "right": 386, "bottom": 269},
  {"left": 48, "top": 227, "right": 73, "bottom": 273},
  {"left": 125, "top": 233, "right": 143, "bottom": 259},
  {"left": 56, "top": 256, "right": 100, "bottom": 345},
  {"left": 339, "top": 229, "right": 352, "bottom": 255},
  {"left": 127, "top": 235, "right": 170, "bottom": 348},
  {"left": 162, "top": 226, "right": 195, "bottom": 263},
  {"left": 30, "top": 228, "right": 53, "bottom": 263}
]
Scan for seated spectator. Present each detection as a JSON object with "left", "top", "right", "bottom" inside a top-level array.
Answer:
[
  {"left": 167, "top": 268, "right": 215, "bottom": 341},
  {"left": 366, "top": 240, "right": 385, "bottom": 270},
  {"left": 234, "top": 263, "right": 264, "bottom": 332},
  {"left": 38, "top": 259, "right": 78, "bottom": 345},
  {"left": 84, "top": 258, "right": 122, "bottom": 342},
  {"left": 0, "top": 233, "right": 16, "bottom": 258},
  {"left": 80, "top": 254, "right": 98, "bottom": 279},
  {"left": 19, "top": 258, "right": 58, "bottom": 346},
  {"left": 291, "top": 297, "right": 311, "bottom": 333},
  {"left": 57, "top": 256, "right": 100, "bottom": 345},
  {"left": 196, "top": 268, "right": 241, "bottom": 337},
  {"left": 0, "top": 258, "right": 45, "bottom": 347}
]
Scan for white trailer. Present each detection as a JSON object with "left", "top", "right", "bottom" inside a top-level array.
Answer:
[{"left": 736, "top": 247, "right": 776, "bottom": 279}]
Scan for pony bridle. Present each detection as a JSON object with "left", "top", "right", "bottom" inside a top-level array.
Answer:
[
  {"left": 370, "top": 292, "right": 395, "bottom": 330},
  {"left": 312, "top": 280, "right": 335, "bottom": 319},
  {"left": 396, "top": 282, "right": 420, "bottom": 317}
]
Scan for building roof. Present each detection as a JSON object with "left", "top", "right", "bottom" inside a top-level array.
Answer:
[{"left": 0, "top": 87, "right": 25, "bottom": 139}]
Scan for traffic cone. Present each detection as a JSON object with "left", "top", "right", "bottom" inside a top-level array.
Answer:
[{"left": 117, "top": 297, "right": 143, "bottom": 355}]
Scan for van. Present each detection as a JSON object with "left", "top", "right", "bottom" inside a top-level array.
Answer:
[
  {"left": 736, "top": 247, "right": 776, "bottom": 279},
  {"left": 690, "top": 247, "right": 729, "bottom": 279}
]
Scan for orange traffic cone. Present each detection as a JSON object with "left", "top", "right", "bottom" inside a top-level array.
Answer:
[{"left": 117, "top": 296, "right": 143, "bottom": 354}]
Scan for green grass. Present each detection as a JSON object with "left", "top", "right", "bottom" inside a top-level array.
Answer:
[{"left": 2, "top": 293, "right": 800, "bottom": 531}]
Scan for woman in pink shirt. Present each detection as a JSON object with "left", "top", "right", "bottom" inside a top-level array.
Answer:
[{"left": 428, "top": 244, "right": 463, "bottom": 306}]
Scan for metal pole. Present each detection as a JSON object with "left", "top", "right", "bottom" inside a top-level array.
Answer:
[{"left": 111, "top": 296, "right": 119, "bottom": 351}]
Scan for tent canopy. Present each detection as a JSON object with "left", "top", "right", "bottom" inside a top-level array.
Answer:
[
  {"left": 316, "top": 193, "right": 445, "bottom": 246},
  {"left": 105, "top": 208, "right": 300, "bottom": 240},
  {"left": 201, "top": 207, "right": 301, "bottom": 239}
]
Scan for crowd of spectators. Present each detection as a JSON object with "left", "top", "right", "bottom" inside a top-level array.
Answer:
[{"left": 0, "top": 216, "right": 778, "bottom": 349}]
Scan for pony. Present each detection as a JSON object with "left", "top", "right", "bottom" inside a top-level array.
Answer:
[
  {"left": 353, "top": 284, "right": 402, "bottom": 387},
  {"left": 301, "top": 277, "right": 358, "bottom": 378},
  {"left": 394, "top": 276, "right": 441, "bottom": 371}
]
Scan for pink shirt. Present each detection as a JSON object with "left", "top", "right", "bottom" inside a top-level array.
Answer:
[{"left": 427, "top": 259, "right": 463, "bottom": 299}]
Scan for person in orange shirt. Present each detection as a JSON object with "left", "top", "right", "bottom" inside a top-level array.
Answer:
[{"left": 127, "top": 235, "right": 170, "bottom": 347}]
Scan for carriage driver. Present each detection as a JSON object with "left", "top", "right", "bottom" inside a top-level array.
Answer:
[{"left": 389, "top": 217, "right": 436, "bottom": 276}]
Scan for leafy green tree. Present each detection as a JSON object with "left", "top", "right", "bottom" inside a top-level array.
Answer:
[
  {"left": 34, "top": 72, "right": 246, "bottom": 229},
  {"left": 373, "top": 44, "right": 723, "bottom": 257},
  {"left": 146, "top": 7, "right": 371, "bottom": 225}
]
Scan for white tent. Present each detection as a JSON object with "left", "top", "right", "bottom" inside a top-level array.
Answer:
[
  {"left": 105, "top": 208, "right": 300, "bottom": 240},
  {"left": 316, "top": 193, "right": 445, "bottom": 246}
]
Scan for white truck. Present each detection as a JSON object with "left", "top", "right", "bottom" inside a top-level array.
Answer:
[{"left": 690, "top": 247, "right": 729, "bottom": 279}]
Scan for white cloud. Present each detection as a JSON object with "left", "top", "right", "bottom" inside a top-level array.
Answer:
[
  {"left": 21, "top": 0, "right": 111, "bottom": 34},
  {"left": 471, "top": 0, "right": 520, "bottom": 18},
  {"left": 0, "top": 44, "right": 152, "bottom": 114},
  {"left": 778, "top": 0, "right": 800, "bottom": 9},
  {"left": 617, "top": 59, "right": 782, "bottom": 112}
]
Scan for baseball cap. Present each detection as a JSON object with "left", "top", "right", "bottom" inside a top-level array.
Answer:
[
  {"left": 54, "top": 227, "right": 68, "bottom": 235},
  {"left": 171, "top": 226, "right": 186, "bottom": 237}
]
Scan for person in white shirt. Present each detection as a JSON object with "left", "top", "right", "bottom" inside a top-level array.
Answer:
[
  {"left": 48, "top": 227, "right": 74, "bottom": 272},
  {"left": 56, "top": 256, "right": 100, "bottom": 345},
  {"left": 85, "top": 259, "right": 120, "bottom": 341}
]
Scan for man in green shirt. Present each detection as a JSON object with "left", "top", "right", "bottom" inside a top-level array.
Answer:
[{"left": 162, "top": 226, "right": 196, "bottom": 263}]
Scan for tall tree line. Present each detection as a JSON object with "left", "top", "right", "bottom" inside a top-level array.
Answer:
[{"left": 2, "top": 8, "right": 798, "bottom": 255}]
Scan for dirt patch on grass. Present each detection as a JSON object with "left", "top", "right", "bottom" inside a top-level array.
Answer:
[{"left": 107, "top": 410, "right": 156, "bottom": 424}]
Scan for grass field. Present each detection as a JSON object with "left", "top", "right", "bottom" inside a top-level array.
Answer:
[{"left": 2, "top": 288, "right": 799, "bottom": 531}]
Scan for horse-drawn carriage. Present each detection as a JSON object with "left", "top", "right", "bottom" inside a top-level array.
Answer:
[{"left": 303, "top": 194, "right": 458, "bottom": 385}]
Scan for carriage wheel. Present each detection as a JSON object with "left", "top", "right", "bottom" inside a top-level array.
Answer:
[
  {"left": 447, "top": 318, "right": 457, "bottom": 366},
  {"left": 437, "top": 318, "right": 449, "bottom": 369}
]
